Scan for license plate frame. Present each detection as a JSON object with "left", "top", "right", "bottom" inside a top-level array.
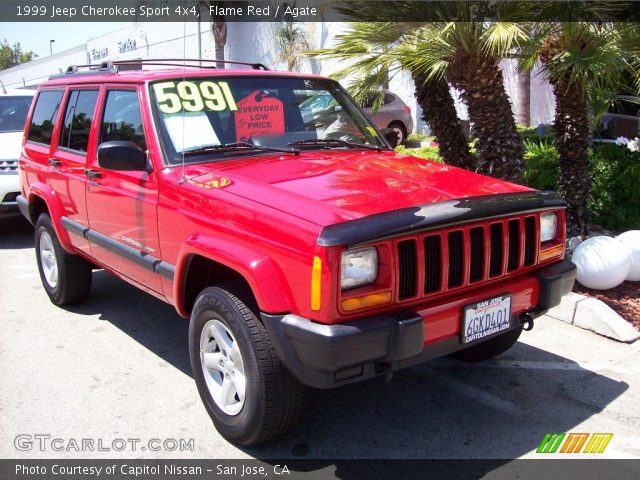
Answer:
[{"left": 461, "top": 294, "right": 512, "bottom": 344}]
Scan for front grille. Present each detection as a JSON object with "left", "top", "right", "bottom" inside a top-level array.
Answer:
[
  {"left": 396, "top": 214, "right": 539, "bottom": 301},
  {"left": 424, "top": 235, "right": 442, "bottom": 294},
  {"left": 447, "top": 231, "right": 464, "bottom": 288},
  {"left": 397, "top": 240, "right": 417, "bottom": 299},
  {"left": 0, "top": 160, "right": 18, "bottom": 173}
]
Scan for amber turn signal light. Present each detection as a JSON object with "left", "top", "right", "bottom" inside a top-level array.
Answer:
[
  {"left": 341, "top": 291, "right": 392, "bottom": 312},
  {"left": 539, "top": 244, "right": 564, "bottom": 262}
]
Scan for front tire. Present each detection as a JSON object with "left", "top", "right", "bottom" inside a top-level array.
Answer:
[
  {"left": 452, "top": 327, "right": 523, "bottom": 362},
  {"left": 189, "top": 287, "right": 304, "bottom": 445},
  {"left": 35, "top": 214, "right": 92, "bottom": 306}
]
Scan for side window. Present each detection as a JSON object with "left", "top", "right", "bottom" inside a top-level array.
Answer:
[
  {"left": 100, "top": 90, "right": 147, "bottom": 150},
  {"left": 60, "top": 90, "right": 99, "bottom": 153},
  {"left": 383, "top": 93, "right": 395, "bottom": 105},
  {"left": 27, "top": 90, "right": 64, "bottom": 145}
]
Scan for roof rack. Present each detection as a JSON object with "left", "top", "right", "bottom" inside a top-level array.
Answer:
[{"left": 49, "top": 58, "right": 269, "bottom": 79}]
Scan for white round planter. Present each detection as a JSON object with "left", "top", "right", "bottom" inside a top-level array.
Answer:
[
  {"left": 571, "top": 236, "right": 631, "bottom": 290},
  {"left": 616, "top": 230, "right": 640, "bottom": 281}
]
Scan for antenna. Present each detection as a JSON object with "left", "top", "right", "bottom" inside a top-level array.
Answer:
[
  {"left": 179, "top": 21, "right": 187, "bottom": 185},
  {"left": 0, "top": 80, "right": 6, "bottom": 94}
]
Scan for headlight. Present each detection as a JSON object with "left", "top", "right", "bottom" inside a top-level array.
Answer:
[
  {"left": 341, "top": 247, "right": 378, "bottom": 290},
  {"left": 540, "top": 213, "right": 558, "bottom": 242}
]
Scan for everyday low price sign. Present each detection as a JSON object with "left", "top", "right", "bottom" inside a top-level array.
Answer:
[{"left": 234, "top": 91, "right": 285, "bottom": 142}]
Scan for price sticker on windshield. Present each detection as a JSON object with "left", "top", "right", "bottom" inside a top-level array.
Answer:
[{"left": 153, "top": 81, "right": 238, "bottom": 114}]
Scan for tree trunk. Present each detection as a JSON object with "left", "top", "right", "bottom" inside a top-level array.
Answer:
[
  {"left": 211, "top": 1, "right": 227, "bottom": 69},
  {"left": 447, "top": 51, "right": 525, "bottom": 184},
  {"left": 550, "top": 74, "right": 591, "bottom": 235},
  {"left": 516, "top": 69, "right": 531, "bottom": 127},
  {"left": 412, "top": 72, "right": 473, "bottom": 170}
]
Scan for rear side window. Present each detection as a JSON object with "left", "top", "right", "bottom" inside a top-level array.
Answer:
[
  {"left": 27, "top": 90, "right": 64, "bottom": 145},
  {"left": 100, "top": 90, "right": 147, "bottom": 151},
  {"left": 60, "top": 90, "right": 99, "bottom": 153}
]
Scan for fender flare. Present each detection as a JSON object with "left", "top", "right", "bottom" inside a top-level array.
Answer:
[
  {"left": 26, "top": 183, "right": 75, "bottom": 252},
  {"left": 174, "top": 233, "right": 295, "bottom": 316}
]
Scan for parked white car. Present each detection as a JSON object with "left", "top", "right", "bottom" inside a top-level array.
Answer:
[{"left": 0, "top": 88, "right": 34, "bottom": 216}]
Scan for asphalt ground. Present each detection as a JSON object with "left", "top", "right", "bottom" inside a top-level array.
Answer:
[{"left": 1, "top": 215, "right": 639, "bottom": 462}]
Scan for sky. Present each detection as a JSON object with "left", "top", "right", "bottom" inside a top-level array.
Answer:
[{"left": 1, "top": 22, "right": 131, "bottom": 57}]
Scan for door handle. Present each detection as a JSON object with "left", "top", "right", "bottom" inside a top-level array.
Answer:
[
  {"left": 85, "top": 169, "right": 102, "bottom": 179},
  {"left": 48, "top": 158, "right": 61, "bottom": 167}
]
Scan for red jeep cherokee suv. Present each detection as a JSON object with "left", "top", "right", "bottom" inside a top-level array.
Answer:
[{"left": 17, "top": 60, "right": 576, "bottom": 445}]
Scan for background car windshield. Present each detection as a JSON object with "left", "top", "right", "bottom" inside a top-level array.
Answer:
[
  {"left": 150, "top": 76, "right": 384, "bottom": 163},
  {"left": 0, "top": 96, "right": 32, "bottom": 132}
]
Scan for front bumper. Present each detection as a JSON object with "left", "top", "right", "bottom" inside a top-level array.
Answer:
[{"left": 262, "top": 260, "right": 576, "bottom": 389}]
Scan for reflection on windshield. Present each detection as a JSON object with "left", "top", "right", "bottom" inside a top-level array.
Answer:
[
  {"left": 150, "top": 76, "right": 385, "bottom": 164},
  {"left": 0, "top": 96, "right": 33, "bottom": 132}
]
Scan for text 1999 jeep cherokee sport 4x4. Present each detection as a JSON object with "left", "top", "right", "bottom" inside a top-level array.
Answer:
[{"left": 18, "top": 60, "right": 576, "bottom": 445}]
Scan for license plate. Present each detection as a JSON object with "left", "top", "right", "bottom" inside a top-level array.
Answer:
[{"left": 462, "top": 295, "right": 512, "bottom": 344}]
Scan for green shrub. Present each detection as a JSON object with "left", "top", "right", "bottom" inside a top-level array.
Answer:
[
  {"left": 523, "top": 138, "right": 559, "bottom": 191},
  {"left": 517, "top": 124, "right": 554, "bottom": 143},
  {"left": 589, "top": 144, "right": 640, "bottom": 230},
  {"left": 406, "top": 132, "right": 434, "bottom": 143},
  {"left": 397, "top": 138, "right": 640, "bottom": 230},
  {"left": 395, "top": 145, "right": 444, "bottom": 163},
  {"left": 522, "top": 140, "right": 640, "bottom": 230}
]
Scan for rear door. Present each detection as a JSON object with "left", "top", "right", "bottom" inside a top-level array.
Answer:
[
  {"left": 49, "top": 87, "right": 100, "bottom": 256},
  {"left": 85, "top": 86, "right": 163, "bottom": 295}
]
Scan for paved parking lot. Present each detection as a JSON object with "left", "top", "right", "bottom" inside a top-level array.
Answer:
[{"left": 1, "top": 215, "right": 639, "bottom": 461}]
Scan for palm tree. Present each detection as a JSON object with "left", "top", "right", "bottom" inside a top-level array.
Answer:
[
  {"left": 326, "top": 2, "right": 531, "bottom": 184},
  {"left": 277, "top": 11, "right": 310, "bottom": 72},
  {"left": 522, "top": 22, "right": 640, "bottom": 234},
  {"left": 308, "top": 22, "right": 473, "bottom": 170},
  {"left": 201, "top": 1, "right": 227, "bottom": 68}
]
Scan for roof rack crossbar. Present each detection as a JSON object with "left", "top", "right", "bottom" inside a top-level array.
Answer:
[
  {"left": 52, "top": 58, "right": 269, "bottom": 80},
  {"left": 110, "top": 58, "right": 269, "bottom": 70}
]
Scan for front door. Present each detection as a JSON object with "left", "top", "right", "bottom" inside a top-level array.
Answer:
[{"left": 85, "top": 87, "right": 163, "bottom": 295}]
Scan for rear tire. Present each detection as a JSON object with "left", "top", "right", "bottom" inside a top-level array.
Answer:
[
  {"left": 388, "top": 121, "right": 407, "bottom": 145},
  {"left": 35, "top": 214, "right": 92, "bottom": 306},
  {"left": 189, "top": 287, "right": 305, "bottom": 446},
  {"left": 452, "top": 327, "right": 523, "bottom": 362}
]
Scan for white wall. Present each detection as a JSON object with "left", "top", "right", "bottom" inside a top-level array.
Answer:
[{"left": 0, "top": 45, "right": 87, "bottom": 89}]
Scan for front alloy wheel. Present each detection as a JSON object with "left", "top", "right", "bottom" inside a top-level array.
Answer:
[
  {"left": 189, "top": 286, "right": 305, "bottom": 445},
  {"left": 200, "top": 319, "right": 246, "bottom": 416}
]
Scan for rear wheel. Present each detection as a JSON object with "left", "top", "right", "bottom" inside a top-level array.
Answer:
[
  {"left": 35, "top": 214, "right": 92, "bottom": 306},
  {"left": 189, "top": 287, "right": 305, "bottom": 445},
  {"left": 452, "top": 327, "right": 523, "bottom": 362},
  {"left": 388, "top": 121, "right": 407, "bottom": 145}
]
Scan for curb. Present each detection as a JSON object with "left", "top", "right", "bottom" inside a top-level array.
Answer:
[{"left": 546, "top": 292, "right": 640, "bottom": 343}]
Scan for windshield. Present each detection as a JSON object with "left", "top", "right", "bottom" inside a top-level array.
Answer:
[
  {"left": 0, "top": 96, "right": 32, "bottom": 133},
  {"left": 149, "top": 76, "right": 386, "bottom": 164}
]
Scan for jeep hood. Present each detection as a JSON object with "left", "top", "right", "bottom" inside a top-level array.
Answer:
[
  {"left": 184, "top": 150, "right": 532, "bottom": 226},
  {"left": 0, "top": 131, "right": 24, "bottom": 161}
]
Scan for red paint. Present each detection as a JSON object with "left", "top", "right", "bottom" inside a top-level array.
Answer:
[{"left": 20, "top": 68, "right": 566, "bottom": 343}]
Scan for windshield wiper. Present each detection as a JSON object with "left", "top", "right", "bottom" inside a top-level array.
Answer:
[
  {"left": 288, "top": 138, "right": 384, "bottom": 151},
  {"left": 183, "top": 142, "right": 300, "bottom": 156}
]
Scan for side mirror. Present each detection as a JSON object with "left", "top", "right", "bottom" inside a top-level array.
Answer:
[
  {"left": 97, "top": 141, "right": 149, "bottom": 172},
  {"left": 380, "top": 127, "right": 399, "bottom": 149}
]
